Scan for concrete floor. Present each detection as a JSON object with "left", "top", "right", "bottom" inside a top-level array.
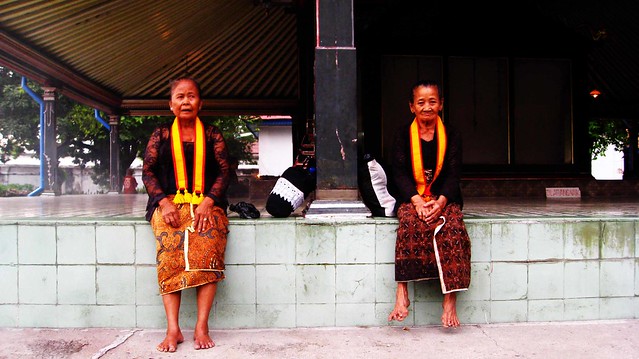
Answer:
[{"left": 0, "top": 320, "right": 637, "bottom": 359}]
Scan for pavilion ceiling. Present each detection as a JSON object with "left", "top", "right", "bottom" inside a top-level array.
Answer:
[{"left": 0, "top": 0, "right": 302, "bottom": 116}]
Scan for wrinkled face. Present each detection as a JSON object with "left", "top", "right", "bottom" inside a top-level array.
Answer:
[
  {"left": 169, "top": 79, "right": 202, "bottom": 121},
  {"left": 409, "top": 85, "right": 442, "bottom": 123}
]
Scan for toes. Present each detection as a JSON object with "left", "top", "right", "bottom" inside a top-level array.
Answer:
[
  {"left": 388, "top": 310, "right": 408, "bottom": 322},
  {"left": 157, "top": 344, "right": 177, "bottom": 353},
  {"left": 441, "top": 316, "right": 460, "bottom": 328},
  {"left": 157, "top": 334, "right": 182, "bottom": 352},
  {"left": 194, "top": 341, "right": 215, "bottom": 350},
  {"left": 193, "top": 337, "right": 215, "bottom": 350}
]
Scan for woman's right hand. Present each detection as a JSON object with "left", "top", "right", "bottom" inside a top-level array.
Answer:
[
  {"left": 411, "top": 194, "right": 429, "bottom": 221},
  {"left": 159, "top": 198, "right": 179, "bottom": 227}
]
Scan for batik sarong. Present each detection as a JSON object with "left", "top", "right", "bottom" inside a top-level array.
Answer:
[
  {"left": 394, "top": 202, "right": 471, "bottom": 294},
  {"left": 151, "top": 200, "right": 228, "bottom": 295}
]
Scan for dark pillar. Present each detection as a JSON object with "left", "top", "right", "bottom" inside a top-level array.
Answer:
[
  {"left": 314, "top": 0, "right": 358, "bottom": 200},
  {"left": 623, "top": 119, "right": 638, "bottom": 179},
  {"left": 42, "top": 86, "right": 59, "bottom": 196},
  {"left": 108, "top": 115, "right": 121, "bottom": 193}
]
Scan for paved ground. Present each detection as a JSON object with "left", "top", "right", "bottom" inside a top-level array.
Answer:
[{"left": 0, "top": 320, "right": 638, "bottom": 359}]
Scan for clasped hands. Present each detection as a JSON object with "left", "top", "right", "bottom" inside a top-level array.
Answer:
[
  {"left": 411, "top": 194, "right": 446, "bottom": 225},
  {"left": 160, "top": 196, "right": 214, "bottom": 232}
]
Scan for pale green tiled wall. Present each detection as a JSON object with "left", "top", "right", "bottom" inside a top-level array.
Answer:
[{"left": 0, "top": 217, "right": 637, "bottom": 328}]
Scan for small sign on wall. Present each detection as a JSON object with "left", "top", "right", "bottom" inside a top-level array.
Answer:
[{"left": 546, "top": 187, "right": 581, "bottom": 198}]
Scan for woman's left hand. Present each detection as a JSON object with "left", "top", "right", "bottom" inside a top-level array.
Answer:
[
  {"left": 194, "top": 197, "right": 215, "bottom": 232},
  {"left": 423, "top": 196, "right": 447, "bottom": 224},
  {"left": 423, "top": 200, "right": 440, "bottom": 224}
]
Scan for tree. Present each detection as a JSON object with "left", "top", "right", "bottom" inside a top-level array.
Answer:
[
  {"left": 588, "top": 119, "right": 628, "bottom": 160},
  {"left": 75, "top": 113, "right": 258, "bottom": 188},
  {"left": 1, "top": 70, "right": 77, "bottom": 162},
  {"left": 64, "top": 106, "right": 165, "bottom": 188},
  {"left": 1, "top": 70, "right": 50, "bottom": 162},
  {"left": 204, "top": 115, "right": 259, "bottom": 164},
  {"left": 1, "top": 68, "right": 258, "bottom": 189}
]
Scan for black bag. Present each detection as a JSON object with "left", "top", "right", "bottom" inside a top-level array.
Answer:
[
  {"left": 358, "top": 154, "right": 397, "bottom": 217},
  {"left": 229, "top": 201, "right": 261, "bottom": 219},
  {"left": 266, "top": 166, "right": 316, "bottom": 217}
]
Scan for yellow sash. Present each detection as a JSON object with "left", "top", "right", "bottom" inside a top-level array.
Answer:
[
  {"left": 410, "top": 116, "right": 446, "bottom": 197},
  {"left": 171, "top": 117, "right": 206, "bottom": 205}
]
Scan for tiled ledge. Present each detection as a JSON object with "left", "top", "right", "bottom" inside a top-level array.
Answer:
[{"left": 0, "top": 216, "right": 637, "bottom": 329}]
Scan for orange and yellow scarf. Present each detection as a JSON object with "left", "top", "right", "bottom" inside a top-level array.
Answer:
[
  {"left": 171, "top": 117, "right": 206, "bottom": 205},
  {"left": 410, "top": 116, "right": 446, "bottom": 197}
]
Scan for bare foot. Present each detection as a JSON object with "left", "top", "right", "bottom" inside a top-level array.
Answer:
[
  {"left": 194, "top": 325, "right": 215, "bottom": 350},
  {"left": 157, "top": 329, "right": 184, "bottom": 352},
  {"left": 388, "top": 283, "right": 410, "bottom": 322},
  {"left": 441, "top": 292, "right": 460, "bottom": 328}
]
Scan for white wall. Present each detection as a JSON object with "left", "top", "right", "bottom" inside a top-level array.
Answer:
[
  {"left": 0, "top": 163, "right": 111, "bottom": 194},
  {"left": 0, "top": 155, "right": 143, "bottom": 194},
  {"left": 591, "top": 145, "right": 624, "bottom": 180},
  {"left": 258, "top": 125, "right": 292, "bottom": 176}
]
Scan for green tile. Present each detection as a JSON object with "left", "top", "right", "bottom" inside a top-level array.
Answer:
[
  {"left": 602, "top": 221, "right": 635, "bottom": 259},
  {"left": 18, "top": 225, "right": 56, "bottom": 264},
  {"left": 336, "top": 224, "right": 375, "bottom": 264},
  {"left": 296, "top": 223, "right": 335, "bottom": 264},
  {"left": 335, "top": 264, "right": 375, "bottom": 303},
  {"left": 256, "top": 264, "right": 295, "bottom": 304},
  {"left": 19, "top": 265, "right": 56, "bottom": 304},
  {"left": 227, "top": 223, "right": 256, "bottom": 264},
  {"left": 57, "top": 225, "right": 95, "bottom": 264},
  {"left": 255, "top": 222, "right": 295, "bottom": 264},
  {"left": 96, "top": 266, "right": 135, "bottom": 305},
  {"left": 0, "top": 225, "right": 17, "bottom": 264}
]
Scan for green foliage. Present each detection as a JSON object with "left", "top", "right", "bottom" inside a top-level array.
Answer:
[
  {"left": 67, "top": 107, "right": 166, "bottom": 188},
  {"left": 0, "top": 72, "right": 77, "bottom": 162},
  {"left": 588, "top": 119, "right": 628, "bottom": 160},
  {"left": 0, "top": 73, "right": 42, "bottom": 162},
  {"left": 0, "top": 183, "right": 34, "bottom": 197},
  {"left": 60, "top": 113, "right": 258, "bottom": 188},
  {"left": 203, "top": 115, "right": 258, "bottom": 164}
]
